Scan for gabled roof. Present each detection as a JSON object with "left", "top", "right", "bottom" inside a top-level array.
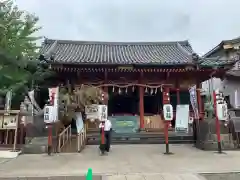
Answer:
[
  {"left": 203, "top": 36, "right": 240, "bottom": 76},
  {"left": 203, "top": 36, "right": 240, "bottom": 58},
  {"left": 40, "top": 39, "right": 196, "bottom": 65}
]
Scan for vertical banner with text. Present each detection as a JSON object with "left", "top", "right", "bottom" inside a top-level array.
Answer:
[{"left": 189, "top": 86, "right": 199, "bottom": 119}]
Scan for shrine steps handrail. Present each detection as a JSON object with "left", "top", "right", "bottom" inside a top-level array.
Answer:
[{"left": 57, "top": 124, "right": 72, "bottom": 152}]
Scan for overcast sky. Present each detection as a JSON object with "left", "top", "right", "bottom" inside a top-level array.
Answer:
[{"left": 16, "top": 0, "right": 240, "bottom": 55}]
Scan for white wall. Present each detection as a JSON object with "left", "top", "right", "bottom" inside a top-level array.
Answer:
[
  {"left": 222, "top": 79, "right": 240, "bottom": 107},
  {"left": 201, "top": 77, "right": 223, "bottom": 94}
]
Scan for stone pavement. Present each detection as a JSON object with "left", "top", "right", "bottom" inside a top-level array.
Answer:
[
  {"left": 0, "top": 176, "right": 102, "bottom": 180},
  {"left": 0, "top": 144, "right": 240, "bottom": 180}
]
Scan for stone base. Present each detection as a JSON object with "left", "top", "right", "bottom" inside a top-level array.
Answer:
[
  {"left": 23, "top": 137, "right": 58, "bottom": 154},
  {"left": 0, "top": 150, "right": 21, "bottom": 158},
  {"left": 195, "top": 119, "right": 237, "bottom": 151}
]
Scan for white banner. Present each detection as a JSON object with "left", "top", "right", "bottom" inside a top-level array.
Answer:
[
  {"left": 75, "top": 112, "right": 84, "bottom": 133},
  {"left": 28, "top": 90, "right": 41, "bottom": 113},
  {"left": 4, "top": 90, "right": 12, "bottom": 113},
  {"left": 175, "top": 104, "right": 189, "bottom": 132},
  {"left": 46, "top": 87, "right": 59, "bottom": 123},
  {"left": 189, "top": 86, "right": 199, "bottom": 119}
]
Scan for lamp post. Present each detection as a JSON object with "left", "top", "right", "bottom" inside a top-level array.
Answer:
[
  {"left": 163, "top": 90, "right": 173, "bottom": 155},
  {"left": 213, "top": 89, "right": 227, "bottom": 154}
]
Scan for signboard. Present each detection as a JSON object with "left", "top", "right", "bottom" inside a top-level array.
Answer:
[
  {"left": 163, "top": 104, "right": 173, "bottom": 121},
  {"left": 100, "top": 105, "right": 108, "bottom": 121},
  {"left": 85, "top": 104, "right": 101, "bottom": 120},
  {"left": 175, "top": 105, "right": 189, "bottom": 132},
  {"left": 85, "top": 104, "right": 108, "bottom": 121},
  {"left": 216, "top": 103, "right": 228, "bottom": 121},
  {"left": 44, "top": 105, "right": 55, "bottom": 124},
  {"left": 48, "top": 87, "right": 59, "bottom": 122},
  {"left": 110, "top": 116, "right": 139, "bottom": 134},
  {"left": 189, "top": 86, "right": 199, "bottom": 119}
]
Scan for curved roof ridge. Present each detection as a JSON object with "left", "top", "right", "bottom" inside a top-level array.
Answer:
[{"left": 44, "top": 38, "right": 190, "bottom": 46}]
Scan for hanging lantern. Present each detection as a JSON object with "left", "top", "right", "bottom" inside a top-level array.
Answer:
[
  {"left": 125, "top": 87, "right": 128, "bottom": 93},
  {"left": 112, "top": 86, "right": 115, "bottom": 92},
  {"left": 145, "top": 87, "right": 148, "bottom": 93},
  {"left": 132, "top": 86, "right": 135, "bottom": 92},
  {"left": 118, "top": 88, "right": 121, "bottom": 94},
  {"left": 154, "top": 88, "right": 158, "bottom": 94}
]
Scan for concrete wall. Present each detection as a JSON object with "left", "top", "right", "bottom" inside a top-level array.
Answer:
[
  {"left": 222, "top": 79, "right": 240, "bottom": 107},
  {"left": 202, "top": 47, "right": 240, "bottom": 106},
  {"left": 202, "top": 78, "right": 223, "bottom": 93}
]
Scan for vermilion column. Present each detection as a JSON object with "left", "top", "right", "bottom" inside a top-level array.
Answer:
[
  {"left": 139, "top": 86, "right": 144, "bottom": 130},
  {"left": 139, "top": 72, "right": 144, "bottom": 130}
]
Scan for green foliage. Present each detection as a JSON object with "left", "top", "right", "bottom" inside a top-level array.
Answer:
[{"left": 0, "top": 0, "right": 53, "bottom": 107}]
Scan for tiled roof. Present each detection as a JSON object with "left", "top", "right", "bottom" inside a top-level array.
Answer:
[
  {"left": 203, "top": 36, "right": 240, "bottom": 58},
  {"left": 199, "top": 57, "right": 237, "bottom": 67},
  {"left": 40, "top": 39, "right": 196, "bottom": 65}
]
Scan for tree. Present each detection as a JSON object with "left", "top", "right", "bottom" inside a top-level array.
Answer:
[
  {"left": 0, "top": 0, "right": 53, "bottom": 108},
  {"left": 0, "top": 0, "right": 106, "bottom": 123}
]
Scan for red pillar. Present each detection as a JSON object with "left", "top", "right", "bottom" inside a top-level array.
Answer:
[
  {"left": 163, "top": 86, "right": 172, "bottom": 154},
  {"left": 139, "top": 86, "right": 144, "bottom": 130},
  {"left": 163, "top": 87, "right": 171, "bottom": 127},
  {"left": 139, "top": 72, "right": 144, "bottom": 130}
]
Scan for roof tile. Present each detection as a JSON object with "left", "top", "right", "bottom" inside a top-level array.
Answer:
[{"left": 40, "top": 39, "right": 194, "bottom": 65}]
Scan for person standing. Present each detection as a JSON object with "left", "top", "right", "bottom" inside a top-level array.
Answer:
[{"left": 99, "top": 119, "right": 112, "bottom": 152}]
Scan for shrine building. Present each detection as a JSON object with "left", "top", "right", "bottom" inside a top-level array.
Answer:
[{"left": 39, "top": 39, "right": 235, "bottom": 137}]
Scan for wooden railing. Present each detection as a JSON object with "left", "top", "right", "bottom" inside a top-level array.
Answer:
[
  {"left": 77, "top": 124, "right": 87, "bottom": 152},
  {"left": 57, "top": 124, "right": 72, "bottom": 153}
]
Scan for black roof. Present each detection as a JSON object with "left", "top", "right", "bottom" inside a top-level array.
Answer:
[
  {"left": 40, "top": 38, "right": 236, "bottom": 68},
  {"left": 40, "top": 39, "right": 197, "bottom": 65}
]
